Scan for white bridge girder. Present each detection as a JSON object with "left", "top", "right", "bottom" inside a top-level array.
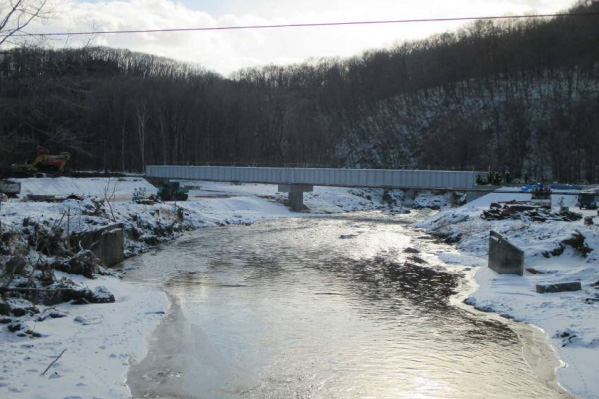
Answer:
[
  {"left": 146, "top": 166, "right": 483, "bottom": 212},
  {"left": 146, "top": 166, "right": 480, "bottom": 190}
]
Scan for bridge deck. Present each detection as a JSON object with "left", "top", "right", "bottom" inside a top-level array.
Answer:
[{"left": 146, "top": 165, "right": 482, "bottom": 190}]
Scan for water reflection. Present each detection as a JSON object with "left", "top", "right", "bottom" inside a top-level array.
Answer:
[{"left": 127, "top": 212, "right": 570, "bottom": 399}]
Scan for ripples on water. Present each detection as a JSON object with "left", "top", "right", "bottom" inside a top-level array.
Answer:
[{"left": 126, "top": 213, "right": 569, "bottom": 399}]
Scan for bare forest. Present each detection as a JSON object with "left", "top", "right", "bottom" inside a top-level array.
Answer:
[{"left": 1, "top": 0, "right": 598, "bottom": 182}]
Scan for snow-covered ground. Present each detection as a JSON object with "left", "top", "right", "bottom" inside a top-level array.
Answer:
[
  {"left": 4, "top": 177, "right": 596, "bottom": 398},
  {"left": 0, "top": 274, "right": 168, "bottom": 399},
  {"left": 418, "top": 191, "right": 599, "bottom": 399},
  {"left": 16, "top": 177, "right": 156, "bottom": 202}
]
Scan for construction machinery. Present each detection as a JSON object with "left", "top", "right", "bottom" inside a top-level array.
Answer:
[
  {"left": 10, "top": 146, "right": 71, "bottom": 175},
  {"left": 157, "top": 181, "right": 189, "bottom": 201}
]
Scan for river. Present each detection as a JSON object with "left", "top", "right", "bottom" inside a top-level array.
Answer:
[{"left": 123, "top": 211, "right": 573, "bottom": 399}]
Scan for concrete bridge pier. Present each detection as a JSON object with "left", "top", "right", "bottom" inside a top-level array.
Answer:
[{"left": 278, "top": 184, "right": 313, "bottom": 211}]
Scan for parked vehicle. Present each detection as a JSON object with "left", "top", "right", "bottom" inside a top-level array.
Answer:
[
  {"left": 0, "top": 180, "right": 21, "bottom": 198},
  {"left": 578, "top": 190, "right": 599, "bottom": 209},
  {"left": 157, "top": 181, "right": 189, "bottom": 201}
]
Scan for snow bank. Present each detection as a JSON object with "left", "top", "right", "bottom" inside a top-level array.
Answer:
[
  {"left": 0, "top": 274, "right": 168, "bottom": 398},
  {"left": 418, "top": 191, "right": 599, "bottom": 399},
  {"left": 16, "top": 177, "right": 156, "bottom": 201}
]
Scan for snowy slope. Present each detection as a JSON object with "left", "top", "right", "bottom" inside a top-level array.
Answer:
[{"left": 418, "top": 191, "right": 599, "bottom": 399}]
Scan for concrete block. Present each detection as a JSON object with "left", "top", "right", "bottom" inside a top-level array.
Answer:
[
  {"left": 536, "top": 282, "right": 582, "bottom": 294},
  {"left": 71, "top": 224, "right": 125, "bottom": 267},
  {"left": 488, "top": 231, "right": 524, "bottom": 276}
]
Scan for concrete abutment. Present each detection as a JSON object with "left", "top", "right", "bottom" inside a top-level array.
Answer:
[
  {"left": 70, "top": 224, "right": 125, "bottom": 267},
  {"left": 488, "top": 230, "right": 524, "bottom": 276}
]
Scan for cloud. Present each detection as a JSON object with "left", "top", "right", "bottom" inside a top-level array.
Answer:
[{"left": 25, "top": 0, "right": 577, "bottom": 75}]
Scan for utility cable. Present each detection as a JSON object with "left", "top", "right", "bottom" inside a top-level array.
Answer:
[{"left": 4, "top": 12, "right": 599, "bottom": 38}]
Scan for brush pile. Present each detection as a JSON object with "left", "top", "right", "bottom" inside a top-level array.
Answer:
[{"left": 481, "top": 201, "right": 582, "bottom": 222}]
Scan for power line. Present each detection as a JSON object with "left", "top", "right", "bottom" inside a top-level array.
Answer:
[{"left": 5, "top": 12, "right": 599, "bottom": 38}]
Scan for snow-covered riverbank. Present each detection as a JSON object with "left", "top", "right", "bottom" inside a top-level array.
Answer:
[
  {"left": 417, "top": 192, "right": 599, "bottom": 399},
  {"left": 1, "top": 177, "right": 425, "bottom": 398},
  {"left": 3, "top": 177, "right": 596, "bottom": 398},
  {"left": 0, "top": 274, "right": 169, "bottom": 398}
]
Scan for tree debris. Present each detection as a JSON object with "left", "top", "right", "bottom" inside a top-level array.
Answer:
[
  {"left": 543, "top": 231, "right": 593, "bottom": 258},
  {"left": 41, "top": 349, "right": 67, "bottom": 376},
  {"left": 481, "top": 201, "right": 582, "bottom": 222}
]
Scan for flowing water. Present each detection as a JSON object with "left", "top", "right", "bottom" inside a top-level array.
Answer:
[{"left": 125, "top": 212, "right": 572, "bottom": 399}]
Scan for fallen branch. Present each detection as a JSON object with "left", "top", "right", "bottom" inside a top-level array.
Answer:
[{"left": 41, "top": 349, "right": 66, "bottom": 376}]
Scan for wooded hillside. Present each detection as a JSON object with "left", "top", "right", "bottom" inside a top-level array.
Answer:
[{"left": 1, "top": 0, "right": 598, "bottom": 182}]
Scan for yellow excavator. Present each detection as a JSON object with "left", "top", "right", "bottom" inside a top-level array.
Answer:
[{"left": 10, "top": 146, "right": 71, "bottom": 175}]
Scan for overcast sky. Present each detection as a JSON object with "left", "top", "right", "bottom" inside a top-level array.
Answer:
[{"left": 29, "top": 0, "right": 578, "bottom": 75}]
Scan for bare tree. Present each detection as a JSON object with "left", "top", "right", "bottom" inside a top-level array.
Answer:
[
  {"left": 135, "top": 99, "right": 148, "bottom": 172},
  {"left": 0, "top": 0, "right": 51, "bottom": 48}
]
